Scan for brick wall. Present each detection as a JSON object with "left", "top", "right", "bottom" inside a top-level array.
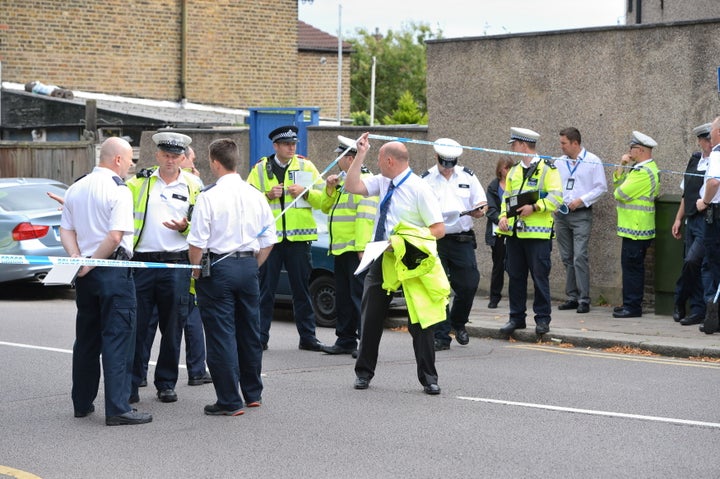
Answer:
[
  {"left": 0, "top": 0, "right": 307, "bottom": 109},
  {"left": 297, "top": 51, "right": 351, "bottom": 120}
]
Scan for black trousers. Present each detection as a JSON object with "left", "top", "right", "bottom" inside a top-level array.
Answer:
[
  {"left": 489, "top": 236, "right": 506, "bottom": 303},
  {"left": 354, "top": 259, "right": 437, "bottom": 387}
]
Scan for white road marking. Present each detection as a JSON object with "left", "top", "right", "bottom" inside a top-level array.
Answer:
[
  {"left": 0, "top": 341, "right": 169, "bottom": 368},
  {"left": 457, "top": 396, "right": 720, "bottom": 429}
]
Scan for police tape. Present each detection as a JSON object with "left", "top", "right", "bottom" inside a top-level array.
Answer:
[
  {"left": 0, "top": 254, "right": 199, "bottom": 269},
  {"left": 366, "top": 133, "right": 714, "bottom": 180}
]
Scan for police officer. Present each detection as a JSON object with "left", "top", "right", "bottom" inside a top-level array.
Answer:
[
  {"left": 188, "top": 138, "right": 276, "bottom": 416},
  {"left": 247, "top": 125, "right": 326, "bottom": 351},
  {"left": 612, "top": 131, "right": 660, "bottom": 318},
  {"left": 422, "top": 138, "right": 487, "bottom": 350},
  {"left": 498, "top": 128, "right": 563, "bottom": 336},
  {"left": 59, "top": 137, "right": 152, "bottom": 426},
  {"left": 126, "top": 132, "right": 201, "bottom": 404},
  {"left": 319, "top": 136, "right": 378, "bottom": 355},
  {"left": 696, "top": 116, "right": 720, "bottom": 334},
  {"left": 671, "top": 123, "right": 712, "bottom": 326}
]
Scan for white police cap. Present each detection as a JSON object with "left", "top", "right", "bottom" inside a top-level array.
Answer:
[
  {"left": 334, "top": 135, "right": 357, "bottom": 154},
  {"left": 433, "top": 138, "right": 463, "bottom": 159},
  {"left": 692, "top": 123, "right": 712, "bottom": 138},
  {"left": 152, "top": 132, "right": 192, "bottom": 154},
  {"left": 508, "top": 127, "right": 540, "bottom": 144},
  {"left": 630, "top": 131, "right": 657, "bottom": 148}
]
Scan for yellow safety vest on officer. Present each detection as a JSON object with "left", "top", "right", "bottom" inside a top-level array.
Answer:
[
  {"left": 247, "top": 154, "right": 323, "bottom": 242},
  {"left": 126, "top": 167, "right": 202, "bottom": 246},
  {"left": 321, "top": 168, "right": 377, "bottom": 255},
  {"left": 613, "top": 159, "right": 660, "bottom": 240},
  {"left": 499, "top": 158, "right": 563, "bottom": 239}
]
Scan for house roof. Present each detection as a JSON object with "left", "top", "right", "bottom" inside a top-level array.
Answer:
[{"left": 298, "top": 20, "right": 353, "bottom": 53}]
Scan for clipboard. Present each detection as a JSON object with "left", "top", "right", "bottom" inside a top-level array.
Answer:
[{"left": 505, "top": 190, "right": 539, "bottom": 217}]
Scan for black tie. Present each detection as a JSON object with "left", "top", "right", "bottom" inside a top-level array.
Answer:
[{"left": 374, "top": 182, "right": 396, "bottom": 241}]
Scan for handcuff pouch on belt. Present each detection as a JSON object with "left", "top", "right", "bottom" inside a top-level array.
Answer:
[
  {"left": 109, "top": 246, "right": 130, "bottom": 261},
  {"left": 200, "top": 251, "right": 211, "bottom": 278}
]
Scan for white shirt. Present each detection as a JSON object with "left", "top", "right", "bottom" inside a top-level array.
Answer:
[
  {"left": 61, "top": 166, "right": 134, "bottom": 257},
  {"left": 556, "top": 148, "right": 607, "bottom": 207},
  {"left": 700, "top": 148, "right": 720, "bottom": 204},
  {"left": 136, "top": 169, "right": 195, "bottom": 253},
  {"left": 363, "top": 167, "right": 443, "bottom": 239},
  {"left": 422, "top": 165, "right": 487, "bottom": 234},
  {"left": 187, "top": 173, "right": 277, "bottom": 254}
]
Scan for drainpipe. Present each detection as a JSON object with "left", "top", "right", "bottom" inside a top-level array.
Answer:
[{"left": 180, "top": 0, "right": 188, "bottom": 104}]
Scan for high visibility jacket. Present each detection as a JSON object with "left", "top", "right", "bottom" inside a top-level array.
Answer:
[
  {"left": 498, "top": 158, "right": 563, "bottom": 239},
  {"left": 613, "top": 160, "right": 660, "bottom": 240},
  {"left": 126, "top": 167, "right": 201, "bottom": 247},
  {"left": 381, "top": 222, "right": 450, "bottom": 329},
  {"left": 320, "top": 171, "right": 378, "bottom": 255},
  {"left": 247, "top": 155, "right": 323, "bottom": 242}
]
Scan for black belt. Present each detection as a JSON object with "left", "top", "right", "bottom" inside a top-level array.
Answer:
[
  {"left": 443, "top": 231, "right": 475, "bottom": 243},
  {"left": 569, "top": 205, "right": 592, "bottom": 212},
  {"left": 209, "top": 251, "right": 254, "bottom": 260},
  {"left": 133, "top": 251, "right": 188, "bottom": 263}
]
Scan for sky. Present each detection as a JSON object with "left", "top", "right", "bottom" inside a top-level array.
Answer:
[{"left": 299, "top": 0, "right": 627, "bottom": 39}]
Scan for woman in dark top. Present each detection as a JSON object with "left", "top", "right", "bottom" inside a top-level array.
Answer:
[{"left": 485, "top": 157, "right": 515, "bottom": 308}]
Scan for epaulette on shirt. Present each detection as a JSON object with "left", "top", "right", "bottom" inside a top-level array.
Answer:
[
  {"left": 542, "top": 158, "right": 556, "bottom": 169},
  {"left": 112, "top": 176, "right": 127, "bottom": 186},
  {"left": 421, "top": 170, "right": 430, "bottom": 178},
  {"left": 201, "top": 183, "right": 217, "bottom": 193},
  {"left": 463, "top": 166, "right": 475, "bottom": 176}
]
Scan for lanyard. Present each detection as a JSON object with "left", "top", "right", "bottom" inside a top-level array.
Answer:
[
  {"left": 565, "top": 150, "right": 585, "bottom": 177},
  {"left": 379, "top": 170, "right": 412, "bottom": 209}
]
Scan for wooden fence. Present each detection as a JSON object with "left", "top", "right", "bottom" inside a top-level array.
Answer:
[{"left": 0, "top": 141, "right": 95, "bottom": 185}]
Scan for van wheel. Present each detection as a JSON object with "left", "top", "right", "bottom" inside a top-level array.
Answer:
[{"left": 309, "top": 275, "right": 336, "bottom": 328}]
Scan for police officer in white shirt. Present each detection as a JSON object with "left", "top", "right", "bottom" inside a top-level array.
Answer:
[
  {"left": 422, "top": 138, "right": 487, "bottom": 350},
  {"left": 555, "top": 127, "right": 607, "bottom": 314},
  {"left": 60, "top": 137, "right": 152, "bottom": 426},
  {"left": 188, "top": 138, "right": 276, "bottom": 416}
]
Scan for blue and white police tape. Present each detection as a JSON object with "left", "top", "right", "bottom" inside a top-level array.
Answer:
[
  {"left": 366, "top": 133, "right": 716, "bottom": 180},
  {"left": 0, "top": 254, "right": 199, "bottom": 269}
]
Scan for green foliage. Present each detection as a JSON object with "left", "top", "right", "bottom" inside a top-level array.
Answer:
[
  {"left": 348, "top": 23, "right": 441, "bottom": 125},
  {"left": 382, "top": 91, "right": 428, "bottom": 125},
  {"left": 351, "top": 110, "right": 371, "bottom": 126}
]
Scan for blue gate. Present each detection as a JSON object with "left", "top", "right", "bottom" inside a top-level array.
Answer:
[{"left": 247, "top": 107, "right": 320, "bottom": 170}]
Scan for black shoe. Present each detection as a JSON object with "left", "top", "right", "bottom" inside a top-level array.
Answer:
[
  {"left": 320, "top": 344, "right": 356, "bottom": 355},
  {"left": 487, "top": 300, "right": 499, "bottom": 309},
  {"left": 434, "top": 340, "right": 450, "bottom": 351},
  {"left": 157, "top": 389, "right": 178, "bottom": 403},
  {"left": 351, "top": 349, "right": 358, "bottom": 359},
  {"left": 139, "top": 378, "right": 147, "bottom": 388},
  {"left": 129, "top": 393, "right": 139, "bottom": 404},
  {"left": 106, "top": 409, "right": 153, "bottom": 426},
  {"left": 612, "top": 308, "right": 642, "bottom": 318},
  {"left": 703, "top": 301, "right": 719, "bottom": 334},
  {"left": 354, "top": 376, "right": 370, "bottom": 389},
  {"left": 299, "top": 339, "right": 325, "bottom": 351},
  {"left": 673, "top": 304, "right": 686, "bottom": 322},
  {"left": 204, "top": 403, "right": 244, "bottom": 416},
  {"left": 613, "top": 306, "right": 625, "bottom": 313},
  {"left": 500, "top": 321, "right": 525, "bottom": 335},
  {"left": 577, "top": 303, "right": 590, "bottom": 314},
  {"left": 535, "top": 321, "right": 550, "bottom": 335},
  {"left": 74, "top": 404, "right": 95, "bottom": 418},
  {"left": 423, "top": 384, "right": 441, "bottom": 395},
  {"left": 680, "top": 314, "right": 704, "bottom": 326},
  {"left": 558, "top": 300, "right": 579, "bottom": 311},
  {"left": 455, "top": 328, "right": 469, "bottom": 345},
  {"left": 188, "top": 371, "right": 213, "bottom": 386}
]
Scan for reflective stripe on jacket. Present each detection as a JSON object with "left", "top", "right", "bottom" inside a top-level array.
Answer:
[{"left": 613, "top": 160, "right": 660, "bottom": 240}]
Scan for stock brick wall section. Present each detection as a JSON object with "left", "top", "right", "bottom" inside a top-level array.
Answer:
[{"left": 0, "top": 0, "right": 298, "bottom": 108}]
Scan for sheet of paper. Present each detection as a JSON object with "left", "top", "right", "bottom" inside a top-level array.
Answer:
[
  {"left": 43, "top": 263, "right": 81, "bottom": 285},
  {"left": 290, "top": 170, "right": 313, "bottom": 208},
  {"left": 354, "top": 240, "right": 390, "bottom": 275}
]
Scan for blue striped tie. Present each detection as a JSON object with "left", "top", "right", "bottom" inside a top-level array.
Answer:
[{"left": 374, "top": 182, "right": 396, "bottom": 241}]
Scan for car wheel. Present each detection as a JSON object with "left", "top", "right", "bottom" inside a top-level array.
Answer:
[{"left": 309, "top": 274, "right": 336, "bottom": 328}]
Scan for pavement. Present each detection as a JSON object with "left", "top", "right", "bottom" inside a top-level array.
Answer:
[{"left": 386, "top": 298, "right": 720, "bottom": 358}]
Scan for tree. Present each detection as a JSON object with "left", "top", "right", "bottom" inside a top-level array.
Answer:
[
  {"left": 382, "top": 90, "right": 428, "bottom": 125},
  {"left": 348, "top": 23, "right": 441, "bottom": 125}
]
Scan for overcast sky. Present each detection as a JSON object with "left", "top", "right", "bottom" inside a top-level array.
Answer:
[{"left": 299, "top": 0, "right": 627, "bottom": 39}]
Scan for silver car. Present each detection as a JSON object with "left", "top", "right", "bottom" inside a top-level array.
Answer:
[{"left": 0, "top": 178, "right": 69, "bottom": 283}]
